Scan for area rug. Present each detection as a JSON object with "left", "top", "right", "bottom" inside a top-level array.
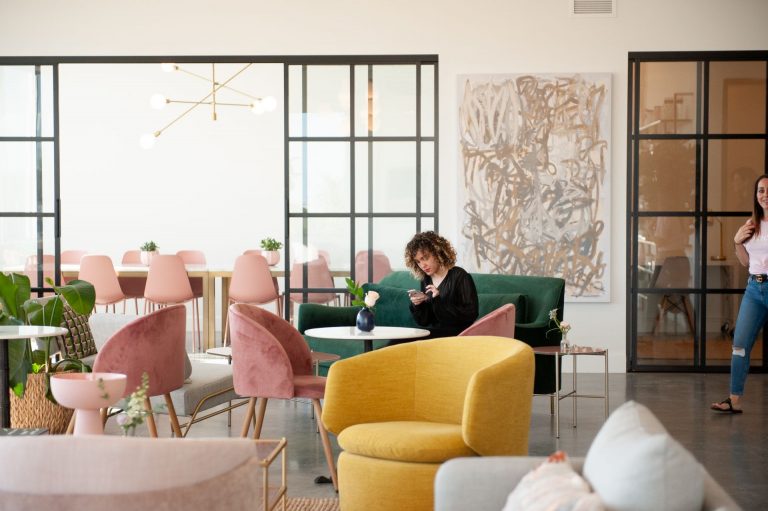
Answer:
[{"left": 285, "top": 497, "right": 340, "bottom": 511}]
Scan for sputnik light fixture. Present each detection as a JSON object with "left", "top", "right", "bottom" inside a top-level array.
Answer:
[{"left": 140, "top": 63, "right": 277, "bottom": 148}]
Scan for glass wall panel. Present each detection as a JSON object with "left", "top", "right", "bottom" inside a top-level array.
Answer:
[
  {"left": 636, "top": 293, "right": 695, "bottom": 367},
  {"left": 639, "top": 62, "right": 699, "bottom": 135},
  {"left": 0, "top": 142, "right": 55, "bottom": 212},
  {"left": 40, "top": 66, "right": 54, "bottom": 138},
  {"left": 354, "top": 142, "right": 369, "bottom": 212},
  {"left": 638, "top": 140, "right": 697, "bottom": 211},
  {"left": 354, "top": 66, "right": 370, "bottom": 137},
  {"left": 289, "top": 217, "right": 349, "bottom": 288},
  {"left": 0, "top": 66, "right": 39, "bottom": 137},
  {"left": 355, "top": 217, "right": 414, "bottom": 274},
  {"left": 706, "top": 216, "right": 749, "bottom": 288},
  {"left": 421, "top": 141, "right": 435, "bottom": 213},
  {"left": 303, "top": 66, "right": 349, "bottom": 138},
  {"left": 709, "top": 61, "right": 766, "bottom": 134},
  {"left": 420, "top": 65, "right": 435, "bottom": 137},
  {"left": 372, "top": 142, "right": 416, "bottom": 213},
  {"left": 707, "top": 139, "right": 765, "bottom": 212},
  {"left": 638, "top": 217, "right": 694, "bottom": 280},
  {"left": 0, "top": 217, "right": 55, "bottom": 285},
  {"left": 371, "top": 66, "right": 416, "bottom": 137},
  {"left": 288, "top": 65, "right": 304, "bottom": 137},
  {"left": 288, "top": 142, "right": 350, "bottom": 213}
]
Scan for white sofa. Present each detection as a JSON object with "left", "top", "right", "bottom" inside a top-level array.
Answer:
[
  {"left": 0, "top": 436, "right": 278, "bottom": 510},
  {"left": 435, "top": 456, "right": 740, "bottom": 511},
  {"left": 435, "top": 401, "right": 742, "bottom": 511}
]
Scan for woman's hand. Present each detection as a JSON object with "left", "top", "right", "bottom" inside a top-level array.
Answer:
[
  {"left": 409, "top": 290, "right": 428, "bottom": 305},
  {"left": 734, "top": 219, "right": 755, "bottom": 245},
  {"left": 425, "top": 284, "right": 440, "bottom": 298}
]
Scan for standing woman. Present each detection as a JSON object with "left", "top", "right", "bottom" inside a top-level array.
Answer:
[
  {"left": 405, "top": 231, "right": 479, "bottom": 338},
  {"left": 711, "top": 174, "right": 768, "bottom": 414}
]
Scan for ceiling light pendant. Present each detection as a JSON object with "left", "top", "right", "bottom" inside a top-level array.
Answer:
[{"left": 142, "top": 62, "right": 276, "bottom": 147}]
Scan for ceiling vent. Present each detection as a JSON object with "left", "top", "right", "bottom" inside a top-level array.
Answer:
[{"left": 569, "top": 0, "right": 616, "bottom": 17}]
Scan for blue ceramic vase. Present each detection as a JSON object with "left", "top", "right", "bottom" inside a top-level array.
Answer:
[{"left": 356, "top": 308, "right": 375, "bottom": 332}]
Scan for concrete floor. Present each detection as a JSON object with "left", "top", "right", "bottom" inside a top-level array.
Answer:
[{"left": 107, "top": 361, "right": 767, "bottom": 509}]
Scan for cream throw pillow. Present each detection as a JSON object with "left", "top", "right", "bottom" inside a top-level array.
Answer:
[
  {"left": 503, "top": 451, "right": 604, "bottom": 511},
  {"left": 583, "top": 400, "right": 704, "bottom": 511}
]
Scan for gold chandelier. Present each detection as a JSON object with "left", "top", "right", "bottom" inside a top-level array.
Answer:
[{"left": 140, "top": 63, "right": 276, "bottom": 148}]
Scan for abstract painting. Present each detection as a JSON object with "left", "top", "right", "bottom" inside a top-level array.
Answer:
[{"left": 458, "top": 73, "right": 611, "bottom": 301}]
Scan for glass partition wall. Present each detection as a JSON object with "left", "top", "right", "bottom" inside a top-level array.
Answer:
[
  {"left": 628, "top": 52, "right": 768, "bottom": 371},
  {"left": 0, "top": 64, "right": 60, "bottom": 293},
  {"left": 285, "top": 58, "right": 439, "bottom": 315}
]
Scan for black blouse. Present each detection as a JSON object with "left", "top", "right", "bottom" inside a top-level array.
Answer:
[{"left": 409, "top": 266, "right": 479, "bottom": 338}]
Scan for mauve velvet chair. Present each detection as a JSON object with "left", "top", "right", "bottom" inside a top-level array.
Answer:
[
  {"left": 93, "top": 305, "right": 187, "bottom": 437},
  {"left": 144, "top": 255, "right": 200, "bottom": 352},
  {"left": 78, "top": 255, "right": 126, "bottom": 313},
  {"left": 458, "top": 303, "right": 516, "bottom": 338},
  {"left": 223, "top": 254, "right": 283, "bottom": 345},
  {"left": 228, "top": 303, "right": 338, "bottom": 490},
  {"left": 120, "top": 250, "right": 145, "bottom": 314}
]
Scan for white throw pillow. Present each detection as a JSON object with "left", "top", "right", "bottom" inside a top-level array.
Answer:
[
  {"left": 503, "top": 451, "right": 604, "bottom": 511},
  {"left": 583, "top": 400, "right": 704, "bottom": 511}
]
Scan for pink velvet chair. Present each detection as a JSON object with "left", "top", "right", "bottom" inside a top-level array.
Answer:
[
  {"left": 354, "top": 250, "right": 393, "bottom": 284},
  {"left": 78, "top": 255, "right": 126, "bottom": 313},
  {"left": 119, "top": 250, "right": 146, "bottom": 314},
  {"left": 223, "top": 254, "right": 283, "bottom": 345},
  {"left": 93, "top": 305, "right": 187, "bottom": 437},
  {"left": 228, "top": 303, "right": 338, "bottom": 490},
  {"left": 144, "top": 255, "right": 200, "bottom": 352},
  {"left": 459, "top": 303, "right": 516, "bottom": 338}
]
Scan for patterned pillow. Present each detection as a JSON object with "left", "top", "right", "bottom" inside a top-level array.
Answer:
[{"left": 57, "top": 304, "right": 98, "bottom": 359}]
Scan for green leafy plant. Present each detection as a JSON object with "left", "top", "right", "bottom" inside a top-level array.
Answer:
[
  {"left": 140, "top": 241, "right": 158, "bottom": 252},
  {"left": 345, "top": 278, "right": 379, "bottom": 311},
  {"left": 259, "top": 237, "right": 283, "bottom": 251},
  {"left": 0, "top": 272, "right": 96, "bottom": 400}
]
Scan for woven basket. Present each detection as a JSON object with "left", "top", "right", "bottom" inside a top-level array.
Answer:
[{"left": 10, "top": 373, "right": 73, "bottom": 434}]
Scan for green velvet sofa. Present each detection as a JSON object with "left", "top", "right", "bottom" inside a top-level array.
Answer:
[{"left": 297, "top": 271, "right": 565, "bottom": 394}]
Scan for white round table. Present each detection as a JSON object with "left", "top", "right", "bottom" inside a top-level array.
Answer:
[
  {"left": 304, "top": 326, "right": 430, "bottom": 353},
  {"left": 0, "top": 325, "right": 68, "bottom": 428}
]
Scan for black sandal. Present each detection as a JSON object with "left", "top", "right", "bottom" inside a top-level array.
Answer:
[{"left": 711, "top": 397, "right": 743, "bottom": 414}]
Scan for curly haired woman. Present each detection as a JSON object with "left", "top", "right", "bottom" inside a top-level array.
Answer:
[{"left": 404, "top": 231, "right": 478, "bottom": 338}]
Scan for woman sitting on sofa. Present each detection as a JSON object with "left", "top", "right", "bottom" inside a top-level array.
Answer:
[{"left": 405, "top": 231, "right": 479, "bottom": 338}]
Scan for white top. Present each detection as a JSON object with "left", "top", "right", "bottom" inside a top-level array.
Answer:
[
  {"left": 745, "top": 221, "right": 768, "bottom": 274},
  {"left": 304, "top": 326, "right": 430, "bottom": 341},
  {"left": 0, "top": 325, "right": 68, "bottom": 340}
]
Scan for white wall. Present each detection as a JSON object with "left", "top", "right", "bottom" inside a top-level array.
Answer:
[{"left": 2, "top": 0, "right": 767, "bottom": 372}]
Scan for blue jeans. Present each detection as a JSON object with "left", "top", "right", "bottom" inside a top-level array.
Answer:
[{"left": 730, "top": 278, "right": 768, "bottom": 395}]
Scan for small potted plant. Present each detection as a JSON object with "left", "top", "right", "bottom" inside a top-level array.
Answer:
[
  {"left": 259, "top": 237, "right": 283, "bottom": 266},
  {"left": 139, "top": 240, "right": 159, "bottom": 266}
]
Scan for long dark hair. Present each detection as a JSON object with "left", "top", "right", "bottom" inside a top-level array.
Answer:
[{"left": 752, "top": 174, "right": 768, "bottom": 238}]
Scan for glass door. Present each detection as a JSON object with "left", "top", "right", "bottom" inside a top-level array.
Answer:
[
  {"left": 0, "top": 64, "right": 60, "bottom": 293},
  {"left": 628, "top": 53, "right": 768, "bottom": 371},
  {"left": 285, "top": 58, "right": 438, "bottom": 316}
]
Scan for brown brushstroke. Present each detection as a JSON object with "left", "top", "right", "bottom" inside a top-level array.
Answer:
[{"left": 459, "top": 74, "right": 609, "bottom": 299}]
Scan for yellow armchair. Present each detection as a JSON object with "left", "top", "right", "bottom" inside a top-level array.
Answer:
[{"left": 322, "top": 336, "right": 535, "bottom": 511}]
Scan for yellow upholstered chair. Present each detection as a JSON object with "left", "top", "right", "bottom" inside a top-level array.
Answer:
[{"left": 322, "top": 336, "right": 535, "bottom": 511}]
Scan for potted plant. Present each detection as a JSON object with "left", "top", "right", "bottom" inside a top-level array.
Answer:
[
  {"left": 140, "top": 240, "right": 159, "bottom": 265},
  {"left": 0, "top": 272, "right": 96, "bottom": 432},
  {"left": 259, "top": 237, "right": 283, "bottom": 266}
]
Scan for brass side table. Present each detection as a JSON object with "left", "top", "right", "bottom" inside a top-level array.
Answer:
[
  {"left": 533, "top": 346, "right": 609, "bottom": 438},
  {"left": 255, "top": 437, "right": 287, "bottom": 511}
]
